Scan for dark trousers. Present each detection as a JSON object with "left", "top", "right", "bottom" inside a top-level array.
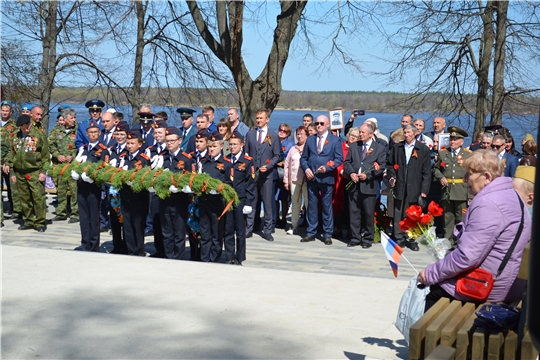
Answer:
[
  {"left": 189, "top": 233, "right": 201, "bottom": 261},
  {"left": 109, "top": 194, "right": 127, "bottom": 254},
  {"left": 78, "top": 181, "right": 101, "bottom": 251},
  {"left": 224, "top": 199, "right": 247, "bottom": 263},
  {"left": 306, "top": 181, "right": 334, "bottom": 238},
  {"left": 149, "top": 192, "right": 164, "bottom": 256},
  {"left": 199, "top": 194, "right": 225, "bottom": 262},
  {"left": 246, "top": 173, "right": 274, "bottom": 234},
  {"left": 2, "top": 171, "right": 13, "bottom": 211},
  {"left": 159, "top": 193, "right": 189, "bottom": 260},
  {"left": 348, "top": 190, "right": 377, "bottom": 244},
  {"left": 121, "top": 188, "right": 149, "bottom": 256},
  {"left": 100, "top": 184, "right": 110, "bottom": 229},
  {"left": 393, "top": 197, "right": 414, "bottom": 242}
]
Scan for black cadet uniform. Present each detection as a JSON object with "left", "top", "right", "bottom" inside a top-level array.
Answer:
[
  {"left": 76, "top": 125, "right": 108, "bottom": 252},
  {"left": 159, "top": 127, "right": 195, "bottom": 260},
  {"left": 199, "top": 134, "right": 232, "bottom": 263},
  {"left": 120, "top": 133, "right": 151, "bottom": 256},
  {"left": 223, "top": 135, "right": 256, "bottom": 265}
]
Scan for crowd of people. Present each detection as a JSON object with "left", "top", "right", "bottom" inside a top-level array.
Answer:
[{"left": 1, "top": 99, "right": 537, "bottom": 268}]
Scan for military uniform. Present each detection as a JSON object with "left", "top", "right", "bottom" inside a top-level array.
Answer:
[
  {"left": 49, "top": 125, "right": 79, "bottom": 221},
  {"left": 223, "top": 150, "right": 255, "bottom": 264},
  {"left": 146, "top": 140, "right": 167, "bottom": 257},
  {"left": 5, "top": 118, "right": 49, "bottom": 230},
  {"left": 76, "top": 141, "right": 108, "bottom": 251},
  {"left": 107, "top": 144, "right": 129, "bottom": 254},
  {"left": 158, "top": 145, "right": 195, "bottom": 260},
  {"left": 1, "top": 117, "right": 21, "bottom": 217},
  {"left": 433, "top": 126, "right": 472, "bottom": 239},
  {"left": 199, "top": 151, "right": 232, "bottom": 263},
  {"left": 120, "top": 148, "right": 151, "bottom": 256}
]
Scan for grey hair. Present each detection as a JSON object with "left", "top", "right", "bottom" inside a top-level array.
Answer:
[
  {"left": 413, "top": 118, "right": 425, "bottom": 126},
  {"left": 483, "top": 132, "right": 494, "bottom": 140},
  {"left": 403, "top": 124, "right": 418, "bottom": 133},
  {"left": 360, "top": 123, "right": 374, "bottom": 134},
  {"left": 63, "top": 108, "right": 76, "bottom": 118}
]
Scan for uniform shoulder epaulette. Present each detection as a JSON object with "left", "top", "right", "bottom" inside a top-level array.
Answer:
[
  {"left": 140, "top": 153, "right": 150, "bottom": 161},
  {"left": 98, "top": 143, "right": 108, "bottom": 150},
  {"left": 223, "top": 157, "right": 231, "bottom": 163},
  {"left": 439, "top": 148, "right": 448, "bottom": 153},
  {"left": 182, "top": 151, "right": 192, "bottom": 158},
  {"left": 244, "top": 154, "right": 253, "bottom": 161},
  {"left": 463, "top": 148, "right": 472, "bottom": 153},
  {"left": 147, "top": 144, "right": 155, "bottom": 149},
  {"left": 159, "top": 150, "right": 168, "bottom": 156}
]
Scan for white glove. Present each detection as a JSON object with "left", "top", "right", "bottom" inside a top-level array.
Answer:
[
  {"left": 209, "top": 189, "right": 218, "bottom": 195},
  {"left": 127, "top": 181, "right": 132, "bottom": 186},
  {"left": 163, "top": 168, "right": 170, "bottom": 172},
  {"left": 75, "top": 148, "right": 86, "bottom": 162},
  {"left": 181, "top": 185, "right": 193, "bottom": 194},
  {"left": 109, "top": 158, "right": 118, "bottom": 167},
  {"left": 71, "top": 170, "right": 80, "bottom": 181},
  {"left": 148, "top": 187, "right": 155, "bottom": 193},
  {"left": 242, "top": 205, "right": 253, "bottom": 215},
  {"left": 81, "top": 172, "right": 94, "bottom": 183},
  {"left": 169, "top": 185, "right": 179, "bottom": 193},
  {"left": 151, "top": 155, "right": 163, "bottom": 170},
  {"left": 122, "top": 165, "right": 128, "bottom": 170}
]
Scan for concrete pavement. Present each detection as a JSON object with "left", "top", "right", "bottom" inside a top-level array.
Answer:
[{"left": 2, "top": 195, "right": 435, "bottom": 359}]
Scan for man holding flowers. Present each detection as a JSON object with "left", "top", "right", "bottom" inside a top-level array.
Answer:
[
  {"left": 387, "top": 124, "right": 431, "bottom": 251},
  {"left": 344, "top": 123, "right": 386, "bottom": 248}
]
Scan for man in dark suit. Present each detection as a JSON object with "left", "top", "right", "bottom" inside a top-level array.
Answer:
[
  {"left": 244, "top": 108, "right": 282, "bottom": 241},
  {"left": 387, "top": 124, "right": 431, "bottom": 251},
  {"left": 300, "top": 115, "right": 343, "bottom": 245},
  {"left": 492, "top": 135, "right": 519, "bottom": 177},
  {"left": 344, "top": 123, "right": 387, "bottom": 248},
  {"left": 186, "top": 114, "right": 212, "bottom": 153}
]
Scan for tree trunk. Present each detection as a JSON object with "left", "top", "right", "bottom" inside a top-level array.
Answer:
[
  {"left": 38, "top": 0, "right": 58, "bottom": 134},
  {"left": 187, "top": 0, "right": 307, "bottom": 127},
  {"left": 491, "top": 0, "right": 508, "bottom": 126},
  {"left": 473, "top": 1, "right": 495, "bottom": 139},
  {"left": 132, "top": 0, "right": 147, "bottom": 125}
]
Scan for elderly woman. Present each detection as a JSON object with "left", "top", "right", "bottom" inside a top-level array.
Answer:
[
  {"left": 283, "top": 126, "right": 308, "bottom": 235},
  {"left": 418, "top": 150, "right": 531, "bottom": 311}
]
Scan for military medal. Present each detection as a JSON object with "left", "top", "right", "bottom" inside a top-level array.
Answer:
[{"left": 230, "top": 168, "right": 234, "bottom": 182}]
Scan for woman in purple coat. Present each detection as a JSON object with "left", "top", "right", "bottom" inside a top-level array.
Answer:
[{"left": 418, "top": 150, "right": 531, "bottom": 311}]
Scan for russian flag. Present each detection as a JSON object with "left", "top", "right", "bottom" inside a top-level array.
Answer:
[{"left": 380, "top": 232, "right": 404, "bottom": 278}]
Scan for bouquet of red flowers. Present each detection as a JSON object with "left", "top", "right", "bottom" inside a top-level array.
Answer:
[{"left": 399, "top": 201, "right": 450, "bottom": 260}]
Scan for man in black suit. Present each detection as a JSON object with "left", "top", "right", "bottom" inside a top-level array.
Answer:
[
  {"left": 344, "top": 123, "right": 387, "bottom": 248},
  {"left": 387, "top": 124, "right": 431, "bottom": 251},
  {"left": 244, "top": 108, "right": 282, "bottom": 241}
]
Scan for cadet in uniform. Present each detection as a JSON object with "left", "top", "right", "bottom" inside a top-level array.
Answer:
[
  {"left": 223, "top": 132, "right": 255, "bottom": 265},
  {"left": 75, "top": 99, "right": 105, "bottom": 148},
  {"left": 49, "top": 108, "right": 79, "bottom": 223},
  {"left": 120, "top": 130, "right": 151, "bottom": 256},
  {"left": 199, "top": 132, "right": 232, "bottom": 263},
  {"left": 73, "top": 121, "right": 107, "bottom": 251},
  {"left": 156, "top": 127, "right": 195, "bottom": 260},
  {"left": 433, "top": 126, "right": 472, "bottom": 239},
  {"left": 5, "top": 114, "right": 49, "bottom": 232},
  {"left": 146, "top": 119, "right": 168, "bottom": 258},
  {"left": 107, "top": 121, "right": 130, "bottom": 255}
]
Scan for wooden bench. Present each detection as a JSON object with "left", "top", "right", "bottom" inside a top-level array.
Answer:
[{"left": 409, "top": 244, "right": 539, "bottom": 360}]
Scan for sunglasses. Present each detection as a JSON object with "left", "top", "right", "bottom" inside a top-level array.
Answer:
[
  {"left": 315, "top": 122, "right": 325, "bottom": 126},
  {"left": 278, "top": 128, "right": 289, "bottom": 133},
  {"left": 89, "top": 109, "right": 101, "bottom": 113},
  {"left": 491, "top": 144, "right": 503, "bottom": 149}
]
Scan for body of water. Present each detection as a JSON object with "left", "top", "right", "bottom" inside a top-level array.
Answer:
[{"left": 37, "top": 103, "right": 538, "bottom": 152}]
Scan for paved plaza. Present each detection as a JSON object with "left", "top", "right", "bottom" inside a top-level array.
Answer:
[{"left": 2, "top": 195, "right": 434, "bottom": 359}]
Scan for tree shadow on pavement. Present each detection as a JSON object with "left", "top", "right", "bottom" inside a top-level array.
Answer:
[{"left": 360, "top": 337, "right": 408, "bottom": 359}]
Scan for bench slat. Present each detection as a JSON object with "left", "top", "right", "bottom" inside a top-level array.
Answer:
[
  {"left": 425, "top": 300, "right": 462, "bottom": 355},
  {"left": 441, "top": 302, "right": 475, "bottom": 347},
  {"left": 521, "top": 330, "right": 540, "bottom": 360},
  {"left": 488, "top": 331, "right": 504, "bottom": 360},
  {"left": 455, "top": 305, "right": 483, "bottom": 360},
  {"left": 503, "top": 330, "right": 517, "bottom": 360},
  {"left": 472, "top": 327, "right": 487, "bottom": 360},
  {"left": 409, "top": 298, "right": 450, "bottom": 360},
  {"left": 425, "top": 344, "right": 455, "bottom": 360}
]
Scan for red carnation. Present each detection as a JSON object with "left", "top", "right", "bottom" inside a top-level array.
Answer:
[
  {"left": 327, "top": 160, "right": 335, "bottom": 167},
  {"left": 441, "top": 146, "right": 447, "bottom": 150},
  {"left": 393, "top": 164, "right": 399, "bottom": 170},
  {"left": 440, "top": 161, "right": 446, "bottom": 168},
  {"left": 374, "top": 162, "right": 380, "bottom": 171},
  {"left": 266, "top": 159, "right": 271, "bottom": 164},
  {"left": 428, "top": 201, "right": 444, "bottom": 217},
  {"left": 419, "top": 213, "right": 433, "bottom": 226},
  {"left": 68, "top": 144, "right": 73, "bottom": 149},
  {"left": 11, "top": 133, "right": 15, "bottom": 137},
  {"left": 405, "top": 204, "right": 423, "bottom": 221},
  {"left": 25, "top": 174, "right": 31, "bottom": 180}
]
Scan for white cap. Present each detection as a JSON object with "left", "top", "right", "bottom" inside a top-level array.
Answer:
[
  {"left": 364, "top": 117, "right": 378, "bottom": 129},
  {"left": 106, "top": 108, "right": 117, "bottom": 114}
]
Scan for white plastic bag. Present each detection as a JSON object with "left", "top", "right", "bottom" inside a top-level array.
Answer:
[{"left": 395, "top": 276, "right": 430, "bottom": 344}]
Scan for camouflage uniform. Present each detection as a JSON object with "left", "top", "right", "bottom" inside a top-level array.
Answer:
[
  {"left": 48, "top": 125, "right": 78, "bottom": 220},
  {"left": 6, "top": 126, "right": 49, "bottom": 229},
  {"left": 1, "top": 118, "right": 21, "bottom": 217}
]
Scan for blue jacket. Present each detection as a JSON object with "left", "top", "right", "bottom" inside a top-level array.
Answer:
[
  {"left": 300, "top": 133, "right": 343, "bottom": 185},
  {"left": 243, "top": 128, "right": 282, "bottom": 177},
  {"left": 502, "top": 152, "right": 519, "bottom": 177},
  {"left": 75, "top": 118, "right": 103, "bottom": 148},
  {"left": 180, "top": 126, "right": 197, "bottom": 152}
]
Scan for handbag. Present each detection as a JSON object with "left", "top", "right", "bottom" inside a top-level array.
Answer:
[
  {"left": 473, "top": 304, "right": 521, "bottom": 331},
  {"left": 455, "top": 194, "right": 525, "bottom": 302}
]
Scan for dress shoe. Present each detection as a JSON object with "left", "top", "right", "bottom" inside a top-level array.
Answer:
[
  {"left": 1, "top": 222, "right": 4, "bottom": 227},
  {"left": 262, "top": 232, "right": 274, "bottom": 241},
  {"left": 407, "top": 241, "right": 420, "bottom": 252},
  {"left": 18, "top": 225, "right": 33, "bottom": 230},
  {"left": 361, "top": 243, "right": 373, "bottom": 249},
  {"left": 145, "top": 231, "right": 154, "bottom": 237},
  {"left": 332, "top": 229, "right": 343, "bottom": 238},
  {"left": 227, "top": 259, "right": 239, "bottom": 265},
  {"left": 300, "top": 235, "right": 315, "bottom": 243},
  {"left": 68, "top": 218, "right": 79, "bottom": 224},
  {"left": 246, "top": 232, "right": 253, "bottom": 238},
  {"left": 36, "top": 226, "right": 46, "bottom": 232},
  {"left": 324, "top": 237, "right": 332, "bottom": 245},
  {"left": 149, "top": 252, "right": 165, "bottom": 258},
  {"left": 347, "top": 241, "right": 361, "bottom": 247},
  {"left": 52, "top": 215, "right": 67, "bottom": 221}
]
